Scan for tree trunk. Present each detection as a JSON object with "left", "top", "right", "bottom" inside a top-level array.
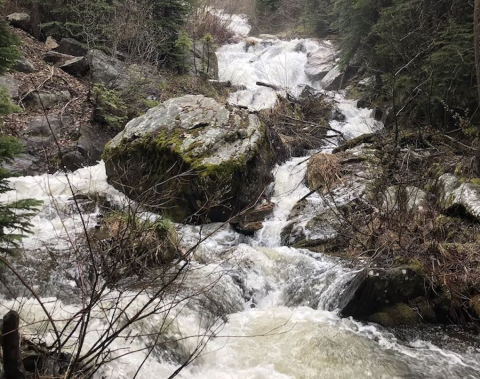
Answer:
[
  {"left": 475, "top": 0, "right": 480, "bottom": 106},
  {"left": 1, "top": 311, "right": 25, "bottom": 379}
]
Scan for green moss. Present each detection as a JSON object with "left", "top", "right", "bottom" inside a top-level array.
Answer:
[{"left": 368, "top": 303, "right": 419, "bottom": 327}]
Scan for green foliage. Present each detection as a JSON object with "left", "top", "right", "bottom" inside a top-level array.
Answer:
[
  {"left": 0, "top": 12, "right": 20, "bottom": 75},
  {"left": 174, "top": 30, "right": 193, "bottom": 73},
  {"left": 0, "top": 135, "right": 41, "bottom": 254},
  {"left": 334, "top": 0, "right": 476, "bottom": 128},
  {"left": 92, "top": 83, "right": 127, "bottom": 131},
  {"left": 0, "top": 87, "right": 21, "bottom": 126}
]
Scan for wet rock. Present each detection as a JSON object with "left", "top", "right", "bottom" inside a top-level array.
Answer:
[
  {"left": 6, "top": 12, "right": 31, "bottom": 32},
  {"left": 188, "top": 40, "right": 219, "bottom": 80},
  {"left": 26, "top": 90, "right": 71, "bottom": 109},
  {"left": 281, "top": 207, "right": 342, "bottom": 248},
  {"left": 372, "top": 107, "right": 383, "bottom": 121},
  {"left": 2, "top": 152, "right": 37, "bottom": 176},
  {"left": 56, "top": 37, "right": 88, "bottom": 56},
  {"left": 61, "top": 149, "right": 85, "bottom": 171},
  {"left": 330, "top": 108, "right": 346, "bottom": 122},
  {"left": 305, "top": 44, "right": 336, "bottom": 81},
  {"left": 339, "top": 267, "right": 427, "bottom": 320},
  {"left": 0, "top": 75, "right": 20, "bottom": 98},
  {"left": 368, "top": 303, "right": 420, "bottom": 327},
  {"left": 230, "top": 201, "right": 275, "bottom": 235},
  {"left": 15, "top": 56, "right": 36, "bottom": 73},
  {"left": 59, "top": 56, "right": 89, "bottom": 76},
  {"left": 357, "top": 98, "right": 370, "bottom": 109},
  {"left": 434, "top": 174, "right": 480, "bottom": 221},
  {"left": 320, "top": 65, "right": 342, "bottom": 90},
  {"left": 258, "top": 34, "right": 278, "bottom": 40},
  {"left": 104, "top": 95, "right": 275, "bottom": 223}
]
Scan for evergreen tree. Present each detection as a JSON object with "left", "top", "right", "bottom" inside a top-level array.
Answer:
[{"left": 0, "top": 5, "right": 41, "bottom": 254}]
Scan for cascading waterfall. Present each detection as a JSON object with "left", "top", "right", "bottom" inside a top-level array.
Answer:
[{"left": 1, "top": 11, "right": 480, "bottom": 379}]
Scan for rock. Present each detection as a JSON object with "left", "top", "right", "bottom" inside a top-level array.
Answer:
[
  {"left": 2, "top": 153, "right": 37, "bottom": 176},
  {"left": 45, "top": 36, "right": 59, "bottom": 51},
  {"left": 44, "top": 51, "right": 74, "bottom": 65},
  {"left": 293, "top": 41, "right": 307, "bottom": 53},
  {"left": 77, "top": 124, "right": 113, "bottom": 164},
  {"left": 188, "top": 41, "right": 219, "bottom": 80},
  {"left": 25, "top": 115, "right": 63, "bottom": 138},
  {"left": 372, "top": 107, "right": 383, "bottom": 121},
  {"left": 230, "top": 202, "right": 275, "bottom": 235},
  {"left": 104, "top": 95, "right": 274, "bottom": 223},
  {"left": 368, "top": 303, "right": 420, "bottom": 327},
  {"left": 320, "top": 65, "right": 342, "bottom": 90},
  {"left": 305, "top": 44, "right": 336, "bottom": 81},
  {"left": 26, "top": 90, "right": 71, "bottom": 109},
  {"left": 15, "top": 56, "right": 36, "bottom": 73},
  {"left": 6, "top": 13, "right": 31, "bottom": 32},
  {"left": 59, "top": 56, "right": 89, "bottom": 76},
  {"left": 330, "top": 108, "right": 346, "bottom": 122},
  {"left": 357, "top": 98, "right": 370, "bottom": 109},
  {"left": 61, "top": 150, "right": 85, "bottom": 171},
  {"left": 383, "top": 186, "right": 429, "bottom": 214},
  {"left": 258, "top": 34, "right": 278, "bottom": 40},
  {"left": 434, "top": 174, "right": 480, "bottom": 221},
  {"left": 86, "top": 49, "right": 125, "bottom": 87},
  {"left": 339, "top": 267, "right": 427, "bottom": 320},
  {"left": 56, "top": 37, "right": 88, "bottom": 56},
  {"left": 281, "top": 208, "right": 342, "bottom": 248},
  {"left": 0, "top": 75, "right": 20, "bottom": 98}
]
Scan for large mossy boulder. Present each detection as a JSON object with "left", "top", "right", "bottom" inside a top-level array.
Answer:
[{"left": 103, "top": 95, "right": 274, "bottom": 222}]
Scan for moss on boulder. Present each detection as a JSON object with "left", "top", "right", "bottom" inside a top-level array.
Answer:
[
  {"left": 368, "top": 303, "right": 419, "bottom": 327},
  {"left": 103, "top": 95, "right": 274, "bottom": 222}
]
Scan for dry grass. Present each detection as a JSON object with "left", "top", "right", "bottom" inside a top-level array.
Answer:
[{"left": 307, "top": 153, "right": 341, "bottom": 193}]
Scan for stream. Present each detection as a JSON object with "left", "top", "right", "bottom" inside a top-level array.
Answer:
[{"left": 1, "top": 11, "right": 480, "bottom": 379}]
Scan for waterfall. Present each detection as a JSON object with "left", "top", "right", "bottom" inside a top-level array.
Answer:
[{"left": 1, "top": 11, "right": 480, "bottom": 379}]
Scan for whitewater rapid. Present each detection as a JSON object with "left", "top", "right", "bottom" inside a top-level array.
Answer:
[{"left": 1, "top": 12, "right": 480, "bottom": 379}]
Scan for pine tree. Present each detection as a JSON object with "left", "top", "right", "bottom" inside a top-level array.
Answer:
[{"left": 0, "top": 5, "right": 41, "bottom": 254}]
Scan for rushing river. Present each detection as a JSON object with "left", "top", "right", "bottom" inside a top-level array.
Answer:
[{"left": 1, "top": 12, "right": 480, "bottom": 379}]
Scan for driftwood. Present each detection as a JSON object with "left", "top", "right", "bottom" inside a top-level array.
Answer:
[
  {"left": 256, "top": 81, "right": 281, "bottom": 91},
  {"left": 1, "top": 311, "right": 25, "bottom": 379}
]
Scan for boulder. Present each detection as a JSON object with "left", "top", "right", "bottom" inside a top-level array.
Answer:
[
  {"left": 59, "top": 56, "right": 89, "bottom": 76},
  {"left": 44, "top": 51, "right": 74, "bottom": 65},
  {"left": 56, "top": 37, "right": 88, "bottom": 57},
  {"left": 0, "top": 75, "right": 20, "bottom": 98},
  {"left": 6, "top": 13, "right": 31, "bottom": 32},
  {"left": 26, "top": 90, "right": 71, "bottom": 109},
  {"left": 103, "top": 95, "right": 275, "bottom": 223},
  {"left": 15, "top": 56, "right": 36, "bottom": 73},
  {"left": 230, "top": 201, "right": 275, "bottom": 235},
  {"left": 189, "top": 40, "right": 219, "bottom": 80},
  {"left": 339, "top": 267, "right": 426, "bottom": 320},
  {"left": 434, "top": 174, "right": 480, "bottom": 221},
  {"left": 320, "top": 65, "right": 342, "bottom": 90},
  {"left": 305, "top": 44, "right": 336, "bottom": 82},
  {"left": 281, "top": 208, "right": 342, "bottom": 248},
  {"left": 25, "top": 115, "right": 63, "bottom": 138},
  {"left": 86, "top": 49, "right": 125, "bottom": 87}
]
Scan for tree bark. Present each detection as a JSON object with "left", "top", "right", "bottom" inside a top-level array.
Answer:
[
  {"left": 475, "top": 0, "right": 480, "bottom": 106},
  {"left": 1, "top": 311, "right": 25, "bottom": 379}
]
